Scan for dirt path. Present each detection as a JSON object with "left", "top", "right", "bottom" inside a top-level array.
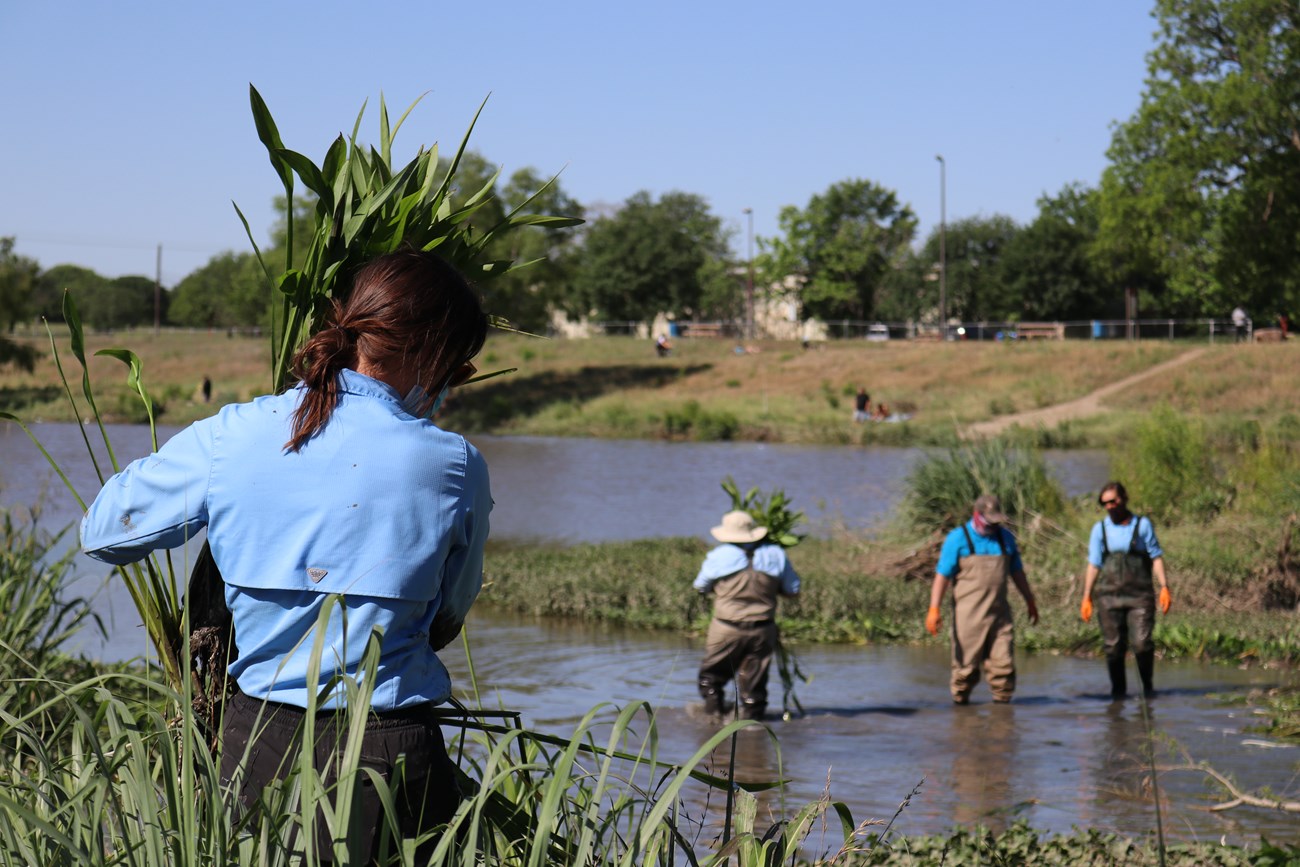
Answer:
[{"left": 965, "top": 348, "right": 1208, "bottom": 438}]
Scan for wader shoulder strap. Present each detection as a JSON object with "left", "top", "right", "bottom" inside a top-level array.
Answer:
[
  {"left": 1100, "top": 516, "right": 1142, "bottom": 558},
  {"left": 960, "top": 524, "right": 1007, "bottom": 556}
]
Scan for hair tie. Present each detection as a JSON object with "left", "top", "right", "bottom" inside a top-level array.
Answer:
[{"left": 338, "top": 325, "right": 359, "bottom": 342}]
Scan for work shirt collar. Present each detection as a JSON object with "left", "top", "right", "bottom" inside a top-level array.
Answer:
[{"left": 327, "top": 368, "right": 405, "bottom": 406}]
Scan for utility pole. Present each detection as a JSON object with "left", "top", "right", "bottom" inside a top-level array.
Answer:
[
  {"left": 935, "top": 155, "right": 946, "bottom": 339},
  {"left": 743, "top": 207, "right": 755, "bottom": 339},
  {"left": 154, "top": 244, "right": 162, "bottom": 335}
]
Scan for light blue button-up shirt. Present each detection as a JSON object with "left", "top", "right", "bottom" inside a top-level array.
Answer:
[
  {"left": 1088, "top": 515, "right": 1162, "bottom": 567},
  {"left": 693, "top": 543, "right": 801, "bottom": 595},
  {"left": 81, "top": 369, "right": 491, "bottom": 710}
]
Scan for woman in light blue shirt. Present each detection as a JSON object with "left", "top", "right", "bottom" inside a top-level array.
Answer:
[
  {"left": 81, "top": 249, "right": 491, "bottom": 857},
  {"left": 1080, "top": 481, "right": 1172, "bottom": 698}
]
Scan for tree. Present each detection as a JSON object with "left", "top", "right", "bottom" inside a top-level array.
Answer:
[
  {"left": 762, "top": 179, "right": 916, "bottom": 322},
  {"left": 0, "top": 237, "right": 40, "bottom": 331},
  {"left": 1001, "top": 185, "right": 1119, "bottom": 320},
  {"left": 169, "top": 251, "right": 268, "bottom": 328},
  {"left": 571, "top": 191, "right": 732, "bottom": 322},
  {"left": 33, "top": 264, "right": 108, "bottom": 325},
  {"left": 1098, "top": 0, "right": 1300, "bottom": 318},
  {"left": 884, "top": 215, "right": 1018, "bottom": 323},
  {"left": 480, "top": 167, "right": 585, "bottom": 331}
]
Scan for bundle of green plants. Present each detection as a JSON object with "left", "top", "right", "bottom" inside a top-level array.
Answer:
[
  {"left": 721, "top": 476, "right": 807, "bottom": 548},
  {"left": 241, "top": 85, "right": 580, "bottom": 392}
]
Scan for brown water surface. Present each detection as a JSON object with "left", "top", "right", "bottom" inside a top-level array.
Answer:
[{"left": 450, "top": 608, "right": 1300, "bottom": 848}]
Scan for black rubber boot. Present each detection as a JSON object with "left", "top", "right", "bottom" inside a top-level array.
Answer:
[
  {"left": 699, "top": 680, "right": 727, "bottom": 715},
  {"left": 1106, "top": 658, "right": 1128, "bottom": 699},
  {"left": 738, "top": 700, "right": 766, "bottom": 721},
  {"left": 1135, "top": 650, "right": 1156, "bottom": 697}
]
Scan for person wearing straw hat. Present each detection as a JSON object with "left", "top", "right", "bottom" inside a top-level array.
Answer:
[
  {"left": 925, "top": 494, "right": 1039, "bottom": 704},
  {"left": 694, "top": 510, "right": 801, "bottom": 719}
]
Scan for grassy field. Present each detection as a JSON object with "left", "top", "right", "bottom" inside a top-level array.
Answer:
[
  {"left": 4, "top": 328, "right": 1298, "bottom": 445},
  {"left": 0, "top": 326, "right": 269, "bottom": 425}
]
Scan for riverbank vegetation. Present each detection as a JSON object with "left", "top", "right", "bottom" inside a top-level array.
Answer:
[{"left": 481, "top": 417, "right": 1300, "bottom": 660}]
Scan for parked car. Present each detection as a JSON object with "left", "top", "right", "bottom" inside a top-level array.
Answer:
[{"left": 866, "top": 323, "right": 890, "bottom": 342}]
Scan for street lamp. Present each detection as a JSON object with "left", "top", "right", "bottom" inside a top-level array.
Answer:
[
  {"left": 935, "top": 155, "right": 946, "bottom": 339},
  {"left": 743, "top": 207, "right": 755, "bottom": 339}
]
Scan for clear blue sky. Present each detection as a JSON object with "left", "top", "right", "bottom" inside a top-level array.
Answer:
[{"left": 1, "top": 2, "right": 1158, "bottom": 287}]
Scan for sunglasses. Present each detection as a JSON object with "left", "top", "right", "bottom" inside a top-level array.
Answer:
[
  {"left": 448, "top": 361, "right": 477, "bottom": 388},
  {"left": 1100, "top": 498, "right": 1121, "bottom": 507}
]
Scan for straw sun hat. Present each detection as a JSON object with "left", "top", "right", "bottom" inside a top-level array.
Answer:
[{"left": 710, "top": 510, "right": 768, "bottom": 544}]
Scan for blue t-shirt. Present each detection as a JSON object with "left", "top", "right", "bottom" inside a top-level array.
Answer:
[
  {"left": 936, "top": 520, "right": 1023, "bottom": 579},
  {"left": 1088, "top": 515, "right": 1162, "bottom": 568},
  {"left": 81, "top": 369, "right": 492, "bottom": 710}
]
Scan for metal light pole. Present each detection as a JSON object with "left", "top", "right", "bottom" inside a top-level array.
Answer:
[
  {"left": 743, "top": 207, "right": 755, "bottom": 339},
  {"left": 935, "top": 155, "right": 946, "bottom": 339}
]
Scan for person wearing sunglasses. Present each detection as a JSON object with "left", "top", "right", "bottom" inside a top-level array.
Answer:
[
  {"left": 1080, "top": 481, "right": 1172, "bottom": 699},
  {"left": 81, "top": 249, "right": 492, "bottom": 858}
]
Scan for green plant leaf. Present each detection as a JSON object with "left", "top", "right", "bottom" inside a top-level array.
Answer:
[
  {"left": 63, "top": 291, "right": 86, "bottom": 368},
  {"left": 275, "top": 147, "right": 332, "bottom": 209},
  {"left": 248, "top": 84, "right": 293, "bottom": 193},
  {"left": 503, "top": 213, "right": 586, "bottom": 229},
  {"left": 96, "top": 348, "right": 157, "bottom": 447}
]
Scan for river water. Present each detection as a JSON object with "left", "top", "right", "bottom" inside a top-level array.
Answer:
[
  {"left": 451, "top": 608, "right": 1299, "bottom": 848},
  {"left": 2, "top": 422, "right": 1297, "bottom": 846},
  {"left": 1, "top": 422, "right": 1107, "bottom": 658}
]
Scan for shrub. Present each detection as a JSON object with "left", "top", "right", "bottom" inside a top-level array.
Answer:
[
  {"left": 663, "top": 400, "right": 739, "bottom": 441},
  {"left": 901, "top": 437, "right": 1066, "bottom": 533},
  {"left": 1111, "top": 404, "right": 1226, "bottom": 523}
]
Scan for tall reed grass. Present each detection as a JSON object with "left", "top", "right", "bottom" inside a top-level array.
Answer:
[
  {"left": 900, "top": 437, "right": 1067, "bottom": 533},
  {"left": 0, "top": 557, "right": 864, "bottom": 865}
]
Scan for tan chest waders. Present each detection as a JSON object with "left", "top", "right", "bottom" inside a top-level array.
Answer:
[{"left": 949, "top": 526, "right": 1016, "bottom": 703}]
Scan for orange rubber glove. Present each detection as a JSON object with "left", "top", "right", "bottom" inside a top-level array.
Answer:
[
  {"left": 925, "top": 606, "right": 942, "bottom": 636},
  {"left": 1159, "top": 586, "right": 1172, "bottom": 614},
  {"left": 1080, "top": 596, "right": 1093, "bottom": 622}
]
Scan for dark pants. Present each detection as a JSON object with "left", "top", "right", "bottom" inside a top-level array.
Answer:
[
  {"left": 698, "top": 619, "right": 778, "bottom": 718},
  {"left": 1098, "top": 598, "right": 1156, "bottom": 697},
  {"left": 220, "top": 690, "right": 461, "bottom": 863}
]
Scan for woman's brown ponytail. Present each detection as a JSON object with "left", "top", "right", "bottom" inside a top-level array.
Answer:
[
  {"left": 283, "top": 250, "right": 486, "bottom": 452},
  {"left": 286, "top": 315, "right": 358, "bottom": 451}
]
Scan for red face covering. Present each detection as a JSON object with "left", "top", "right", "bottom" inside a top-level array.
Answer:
[{"left": 972, "top": 510, "right": 997, "bottom": 537}]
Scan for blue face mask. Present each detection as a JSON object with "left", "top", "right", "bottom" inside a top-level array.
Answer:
[{"left": 401, "top": 383, "right": 450, "bottom": 419}]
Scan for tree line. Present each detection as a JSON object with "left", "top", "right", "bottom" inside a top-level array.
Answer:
[{"left": 3, "top": 0, "right": 1295, "bottom": 334}]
